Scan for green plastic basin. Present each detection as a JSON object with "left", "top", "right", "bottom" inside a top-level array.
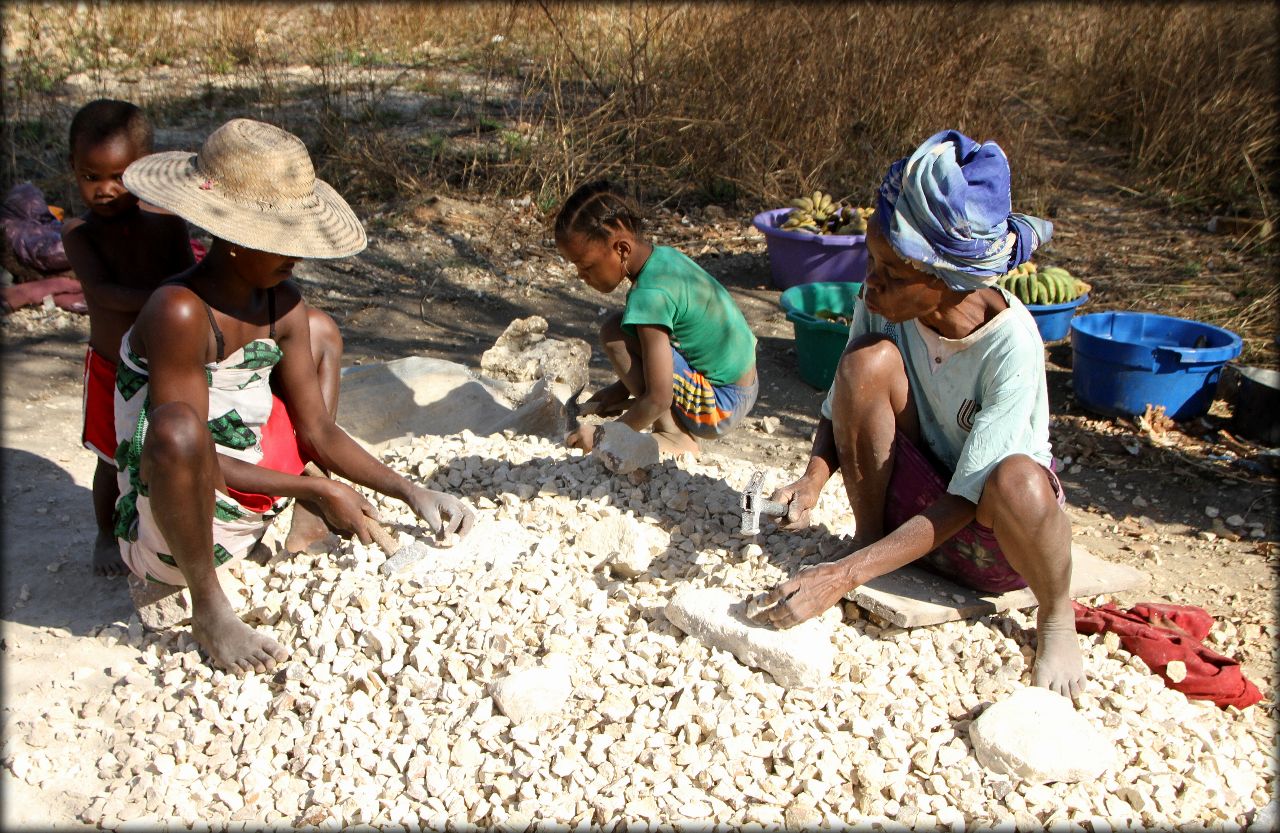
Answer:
[{"left": 778, "top": 282, "right": 863, "bottom": 389}]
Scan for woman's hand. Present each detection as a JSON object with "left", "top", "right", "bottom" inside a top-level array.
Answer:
[
  {"left": 746, "top": 561, "right": 852, "bottom": 629},
  {"left": 406, "top": 485, "right": 476, "bottom": 538},
  {"left": 309, "top": 477, "right": 382, "bottom": 544},
  {"left": 769, "top": 476, "right": 822, "bottom": 530}
]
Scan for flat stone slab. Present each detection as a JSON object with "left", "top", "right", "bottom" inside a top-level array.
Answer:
[
  {"left": 847, "top": 542, "right": 1148, "bottom": 628},
  {"left": 665, "top": 586, "right": 835, "bottom": 688}
]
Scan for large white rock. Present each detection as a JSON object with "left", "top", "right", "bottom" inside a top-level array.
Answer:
[
  {"left": 970, "top": 686, "right": 1117, "bottom": 784},
  {"left": 480, "top": 315, "right": 591, "bottom": 392},
  {"left": 664, "top": 587, "right": 835, "bottom": 688},
  {"left": 577, "top": 515, "right": 654, "bottom": 578},
  {"left": 490, "top": 662, "right": 573, "bottom": 724},
  {"left": 592, "top": 422, "right": 660, "bottom": 474}
]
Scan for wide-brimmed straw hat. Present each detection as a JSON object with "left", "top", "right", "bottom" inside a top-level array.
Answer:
[{"left": 122, "top": 118, "right": 366, "bottom": 259}]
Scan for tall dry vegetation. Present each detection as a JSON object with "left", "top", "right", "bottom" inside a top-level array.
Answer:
[
  {"left": 1031, "top": 2, "right": 1278, "bottom": 215},
  {"left": 2, "top": 1, "right": 1276, "bottom": 220}
]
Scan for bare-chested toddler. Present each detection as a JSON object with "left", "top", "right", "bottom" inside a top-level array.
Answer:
[{"left": 61, "top": 99, "right": 195, "bottom": 577}]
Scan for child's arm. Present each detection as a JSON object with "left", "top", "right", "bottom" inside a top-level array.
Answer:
[
  {"left": 616, "top": 324, "right": 676, "bottom": 431},
  {"left": 61, "top": 223, "right": 154, "bottom": 312},
  {"left": 268, "top": 287, "right": 474, "bottom": 538}
]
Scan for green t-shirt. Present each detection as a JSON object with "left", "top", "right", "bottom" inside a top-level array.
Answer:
[{"left": 621, "top": 245, "right": 757, "bottom": 386}]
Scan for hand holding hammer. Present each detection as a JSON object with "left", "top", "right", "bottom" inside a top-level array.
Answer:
[{"left": 739, "top": 470, "right": 791, "bottom": 535}]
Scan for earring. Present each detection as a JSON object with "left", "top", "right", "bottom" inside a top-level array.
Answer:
[
  {"left": 229, "top": 248, "right": 238, "bottom": 258},
  {"left": 620, "top": 256, "right": 629, "bottom": 279}
]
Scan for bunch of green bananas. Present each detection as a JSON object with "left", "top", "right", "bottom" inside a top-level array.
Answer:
[
  {"left": 997, "top": 263, "right": 1092, "bottom": 306},
  {"left": 781, "top": 190, "right": 874, "bottom": 236}
]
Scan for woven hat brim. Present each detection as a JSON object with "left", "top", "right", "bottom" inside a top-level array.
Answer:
[{"left": 122, "top": 151, "right": 367, "bottom": 259}]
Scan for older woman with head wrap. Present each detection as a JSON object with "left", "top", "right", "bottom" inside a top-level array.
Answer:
[{"left": 748, "top": 130, "right": 1085, "bottom": 700}]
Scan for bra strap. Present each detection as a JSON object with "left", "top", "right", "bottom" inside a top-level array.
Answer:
[{"left": 202, "top": 301, "right": 225, "bottom": 363}]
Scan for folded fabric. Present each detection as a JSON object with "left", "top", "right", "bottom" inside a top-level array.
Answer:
[
  {"left": 2, "top": 182, "right": 72, "bottom": 278},
  {"left": 1073, "top": 600, "right": 1263, "bottom": 709},
  {"left": 1, "top": 275, "right": 86, "bottom": 314}
]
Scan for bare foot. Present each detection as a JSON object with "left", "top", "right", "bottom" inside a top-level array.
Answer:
[
  {"left": 1031, "top": 606, "right": 1086, "bottom": 701},
  {"left": 190, "top": 601, "right": 287, "bottom": 674},
  {"left": 92, "top": 531, "right": 128, "bottom": 577},
  {"left": 284, "top": 500, "right": 336, "bottom": 554},
  {"left": 653, "top": 429, "right": 701, "bottom": 458}
]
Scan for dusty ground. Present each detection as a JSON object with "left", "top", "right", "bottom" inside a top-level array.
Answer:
[{"left": 1, "top": 65, "right": 1277, "bottom": 828}]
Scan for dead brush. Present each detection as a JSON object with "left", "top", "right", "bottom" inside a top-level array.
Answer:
[
  {"left": 1035, "top": 3, "right": 1278, "bottom": 223},
  {"left": 500, "top": 3, "right": 1058, "bottom": 212}
]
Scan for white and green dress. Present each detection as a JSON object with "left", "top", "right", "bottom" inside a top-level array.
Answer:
[{"left": 113, "top": 301, "right": 290, "bottom": 585}]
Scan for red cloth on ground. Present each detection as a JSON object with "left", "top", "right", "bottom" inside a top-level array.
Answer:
[
  {"left": 224, "top": 393, "right": 308, "bottom": 514},
  {"left": 1073, "top": 600, "right": 1263, "bottom": 709},
  {"left": 81, "top": 346, "right": 117, "bottom": 463},
  {"left": 2, "top": 275, "right": 86, "bottom": 313}
]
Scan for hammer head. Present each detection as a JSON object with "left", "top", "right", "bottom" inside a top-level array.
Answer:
[{"left": 740, "top": 470, "right": 767, "bottom": 535}]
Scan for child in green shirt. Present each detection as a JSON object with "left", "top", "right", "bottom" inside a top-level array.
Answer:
[{"left": 554, "top": 180, "right": 758, "bottom": 458}]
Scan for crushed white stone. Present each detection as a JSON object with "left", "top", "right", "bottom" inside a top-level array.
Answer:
[{"left": 31, "top": 429, "right": 1276, "bottom": 831}]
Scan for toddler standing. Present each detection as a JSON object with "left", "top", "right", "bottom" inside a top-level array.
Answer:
[{"left": 61, "top": 99, "right": 195, "bottom": 576}]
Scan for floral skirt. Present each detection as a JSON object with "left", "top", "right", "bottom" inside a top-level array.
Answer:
[{"left": 883, "top": 430, "right": 1064, "bottom": 594}]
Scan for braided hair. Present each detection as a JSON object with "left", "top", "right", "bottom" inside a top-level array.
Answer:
[{"left": 553, "top": 180, "right": 646, "bottom": 246}]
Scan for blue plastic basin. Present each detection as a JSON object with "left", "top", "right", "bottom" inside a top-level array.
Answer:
[
  {"left": 1069, "top": 311, "right": 1242, "bottom": 420},
  {"left": 1026, "top": 293, "right": 1089, "bottom": 342}
]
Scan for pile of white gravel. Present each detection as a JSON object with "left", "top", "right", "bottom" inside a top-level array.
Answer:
[{"left": 22, "top": 430, "right": 1275, "bottom": 831}]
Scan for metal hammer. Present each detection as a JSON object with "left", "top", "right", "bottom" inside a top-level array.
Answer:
[{"left": 739, "top": 470, "right": 790, "bottom": 535}]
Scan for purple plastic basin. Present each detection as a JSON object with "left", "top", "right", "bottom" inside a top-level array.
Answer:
[{"left": 752, "top": 208, "right": 868, "bottom": 290}]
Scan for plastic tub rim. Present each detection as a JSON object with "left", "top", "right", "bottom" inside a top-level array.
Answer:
[
  {"left": 752, "top": 207, "right": 867, "bottom": 246},
  {"left": 1069, "top": 310, "right": 1243, "bottom": 366},
  {"left": 1024, "top": 292, "right": 1090, "bottom": 314}
]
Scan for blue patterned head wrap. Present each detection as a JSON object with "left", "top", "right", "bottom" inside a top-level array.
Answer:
[{"left": 875, "top": 130, "right": 1052, "bottom": 292}]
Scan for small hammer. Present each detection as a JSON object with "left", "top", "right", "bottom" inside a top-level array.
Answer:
[
  {"left": 301, "top": 463, "right": 432, "bottom": 575},
  {"left": 565, "top": 386, "right": 618, "bottom": 434},
  {"left": 739, "top": 470, "right": 790, "bottom": 535}
]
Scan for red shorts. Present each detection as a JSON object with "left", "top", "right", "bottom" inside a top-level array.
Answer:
[
  {"left": 82, "top": 347, "right": 117, "bottom": 464},
  {"left": 884, "top": 430, "right": 1065, "bottom": 594},
  {"left": 223, "top": 394, "right": 308, "bottom": 514}
]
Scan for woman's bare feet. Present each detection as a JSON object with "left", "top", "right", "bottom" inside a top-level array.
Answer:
[
  {"left": 653, "top": 429, "right": 700, "bottom": 458},
  {"left": 1031, "top": 605, "right": 1086, "bottom": 700},
  {"left": 92, "top": 531, "right": 128, "bottom": 577},
  {"left": 190, "top": 598, "right": 287, "bottom": 674}
]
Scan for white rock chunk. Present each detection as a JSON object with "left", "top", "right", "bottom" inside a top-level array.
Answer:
[
  {"left": 491, "top": 663, "right": 573, "bottom": 723},
  {"left": 664, "top": 586, "right": 835, "bottom": 688},
  {"left": 577, "top": 515, "right": 654, "bottom": 578},
  {"left": 592, "top": 422, "right": 660, "bottom": 474},
  {"left": 970, "top": 686, "right": 1117, "bottom": 784}
]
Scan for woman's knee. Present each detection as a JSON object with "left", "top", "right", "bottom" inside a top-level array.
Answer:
[
  {"left": 307, "top": 307, "right": 343, "bottom": 362},
  {"left": 833, "top": 334, "right": 906, "bottom": 393},
  {"left": 983, "top": 455, "right": 1058, "bottom": 516}
]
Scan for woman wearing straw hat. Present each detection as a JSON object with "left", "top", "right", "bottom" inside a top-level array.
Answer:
[{"left": 117, "top": 118, "right": 474, "bottom": 673}]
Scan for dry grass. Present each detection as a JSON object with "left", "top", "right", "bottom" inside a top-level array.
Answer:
[
  {"left": 1033, "top": 3, "right": 1278, "bottom": 218},
  {"left": 1, "top": 2, "right": 1275, "bottom": 366},
  {"left": 5, "top": 2, "right": 1274, "bottom": 216}
]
